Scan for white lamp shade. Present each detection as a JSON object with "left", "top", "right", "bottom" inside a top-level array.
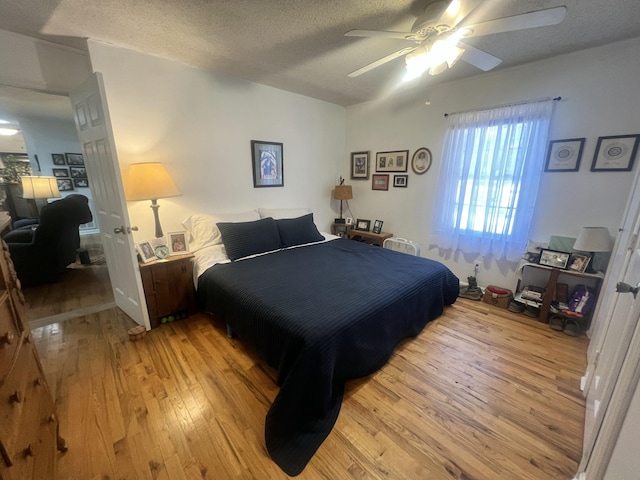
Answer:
[
  {"left": 124, "top": 162, "right": 181, "bottom": 201},
  {"left": 21, "top": 176, "right": 61, "bottom": 199},
  {"left": 573, "top": 227, "right": 613, "bottom": 252}
]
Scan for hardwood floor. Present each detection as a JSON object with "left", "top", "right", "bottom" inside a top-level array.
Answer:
[
  {"left": 23, "top": 263, "right": 115, "bottom": 327},
  {"left": 31, "top": 298, "right": 588, "bottom": 480}
]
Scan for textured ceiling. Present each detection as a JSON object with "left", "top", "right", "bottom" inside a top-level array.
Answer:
[{"left": 1, "top": 0, "right": 640, "bottom": 107}]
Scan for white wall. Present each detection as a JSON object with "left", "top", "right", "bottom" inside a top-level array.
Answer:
[
  {"left": 346, "top": 37, "right": 640, "bottom": 290},
  {"left": 86, "top": 41, "right": 346, "bottom": 241}
]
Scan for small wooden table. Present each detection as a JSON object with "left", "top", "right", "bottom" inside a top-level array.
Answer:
[{"left": 348, "top": 229, "right": 393, "bottom": 246}]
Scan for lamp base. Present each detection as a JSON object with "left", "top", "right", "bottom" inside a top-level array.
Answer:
[{"left": 334, "top": 218, "right": 346, "bottom": 224}]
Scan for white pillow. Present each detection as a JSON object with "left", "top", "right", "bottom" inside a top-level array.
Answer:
[
  {"left": 182, "top": 210, "right": 260, "bottom": 251},
  {"left": 258, "top": 207, "right": 311, "bottom": 220}
]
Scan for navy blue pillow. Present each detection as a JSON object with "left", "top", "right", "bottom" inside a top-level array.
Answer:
[
  {"left": 217, "top": 217, "right": 282, "bottom": 261},
  {"left": 276, "top": 213, "right": 325, "bottom": 248}
]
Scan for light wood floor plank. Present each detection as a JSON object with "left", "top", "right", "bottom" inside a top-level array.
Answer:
[{"left": 32, "top": 298, "right": 587, "bottom": 479}]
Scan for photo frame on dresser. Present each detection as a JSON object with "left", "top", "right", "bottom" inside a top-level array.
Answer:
[{"left": 538, "top": 249, "right": 570, "bottom": 269}]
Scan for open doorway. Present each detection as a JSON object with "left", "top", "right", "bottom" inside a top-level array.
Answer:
[{"left": 0, "top": 85, "right": 114, "bottom": 325}]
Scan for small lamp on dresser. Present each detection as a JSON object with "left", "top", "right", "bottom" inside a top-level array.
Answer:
[
  {"left": 123, "top": 162, "right": 181, "bottom": 238},
  {"left": 573, "top": 226, "right": 613, "bottom": 273},
  {"left": 333, "top": 183, "right": 353, "bottom": 224}
]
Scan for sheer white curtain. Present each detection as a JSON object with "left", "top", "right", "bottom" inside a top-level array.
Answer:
[{"left": 430, "top": 99, "right": 554, "bottom": 262}]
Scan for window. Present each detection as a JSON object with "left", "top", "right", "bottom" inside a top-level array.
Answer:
[{"left": 430, "top": 100, "right": 554, "bottom": 262}]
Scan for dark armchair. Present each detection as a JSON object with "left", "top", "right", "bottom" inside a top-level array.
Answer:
[{"left": 3, "top": 194, "right": 93, "bottom": 287}]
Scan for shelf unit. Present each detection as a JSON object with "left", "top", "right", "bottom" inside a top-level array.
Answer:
[{"left": 515, "top": 262, "right": 603, "bottom": 325}]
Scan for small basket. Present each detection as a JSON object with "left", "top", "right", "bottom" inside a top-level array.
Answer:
[
  {"left": 482, "top": 285, "right": 514, "bottom": 309},
  {"left": 128, "top": 325, "right": 147, "bottom": 342}
]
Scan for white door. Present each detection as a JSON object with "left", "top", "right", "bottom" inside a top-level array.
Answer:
[
  {"left": 70, "top": 73, "right": 150, "bottom": 329},
  {"left": 578, "top": 165, "right": 640, "bottom": 476}
]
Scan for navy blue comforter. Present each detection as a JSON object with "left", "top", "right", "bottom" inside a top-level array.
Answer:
[{"left": 197, "top": 238, "right": 459, "bottom": 475}]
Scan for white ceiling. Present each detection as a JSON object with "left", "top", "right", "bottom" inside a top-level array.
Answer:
[{"left": 1, "top": 0, "right": 640, "bottom": 109}]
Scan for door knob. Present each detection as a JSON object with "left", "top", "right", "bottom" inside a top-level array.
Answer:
[
  {"left": 616, "top": 282, "right": 639, "bottom": 299},
  {"left": 114, "top": 226, "right": 125, "bottom": 234},
  {"left": 127, "top": 226, "right": 139, "bottom": 234}
]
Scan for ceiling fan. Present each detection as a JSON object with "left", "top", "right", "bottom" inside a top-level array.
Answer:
[{"left": 345, "top": 0, "right": 567, "bottom": 80}]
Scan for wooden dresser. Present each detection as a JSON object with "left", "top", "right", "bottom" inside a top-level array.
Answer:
[{"left": 0, "top": 216, "right": 65, "bottom": 479}]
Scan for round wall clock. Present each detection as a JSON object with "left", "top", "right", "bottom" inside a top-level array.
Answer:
[
  {"left": 411, "top": 147, "right": 432, "bottom": 174},
  {"left": 155, "top": 245, "right": 170, "bottom": 259}
]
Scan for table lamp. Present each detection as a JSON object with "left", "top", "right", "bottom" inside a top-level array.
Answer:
[
  {"left": 333, "top": 184, "right": 352, "bottom": 224},
  {"left": 573, "top": 226, "right": 613, "bottom": 273},
  {"left": 21, "top": 176, "right": 61, "bottom": 215},
  {"left": 124, "top": 162, "right": 181, "bottom": 238}
]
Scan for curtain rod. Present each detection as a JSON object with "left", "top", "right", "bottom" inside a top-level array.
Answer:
[{"left": 443, "top": 96, "right": 561, "bottom": 117}]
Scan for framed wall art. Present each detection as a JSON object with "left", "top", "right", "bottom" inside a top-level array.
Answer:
[
  {"left": 73, "top": 178, "right": 89, "bottom": 188},
  {"left": 393, "top": 174, "right": 408, "bottom": 187},
  {"left": 538, "top": 249, "right": 570, "bottom": 269},
  {"left": 52, "top": 168, "right": 69, "bottom": 178},
  {"left": 355, "top": 219, "right": 371, "bottom": 231},
  {"left": 371, "top": 174, "right": 389, "bottom": 191},
  {"left": 591, "top": 134, "right": 640, "bottom": 171},
  {"left": 65, "top": 153, "right": 84, "bottom": 165},
  {"left": 411, "top": 147, "right": 432, "bottom": 174},
  {"left": 70, "top": 166, "right": 87, "bottom": 178},
  {"left": 350, "top": 151, "right": 370, "bottom": 179},
  {"left": 251, "top": 140, "right": 284, "bottom": 187},
  {"left": 545, "top": 138, "right": 585, "bottom": 172},
  {"left": 375, "top": 150, "right": 408, "bottom": 172},
  {"left": 51, "top": 153, "right": 66, "bottom": 165},
  {"left": 56, "top": 178, "right": 73, "bottom": 192}
]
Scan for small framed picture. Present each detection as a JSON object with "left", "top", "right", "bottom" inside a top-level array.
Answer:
[
  {"left": 168, "top": 231, "right": 189, "bottom": 255},
  {"left": 355, "top": 219, "right": 371, "bottom": 231},
  {"left": 372, "top": 174, "right": 389, "bottom": 191},
  {"left": 376, "top": 150, "right": 409, "bottom": 172},
  {"left": 350, "top": 151, "right": 370, "bottom": 179},
  {"left": 411, "top": 148, "right": 432, "bottom": 174},
  {"left": 251, "top": 140, "right": 284, "bottom": 187},
  {"left": 73, "top": 178, "right": 89, "bottom": 188},
  {"left": 56, "top": 178, "right": 73, "bottom": 192},
  {"left": 65, "top": 153, "right": 84, "bottom": 165},
  {"left": 137, "top": 241, "right": 156, "bottom": 263},
  {"left": 393, "top": 174, "right": 408, "bottom": 187},
  {"left": 51, "top": 153, "right": 66, "bottom": 165},
  {"left": 545, "top": 138, "right": 585, "bottom": 172},
  {"left": 52, "top": 168, "right": 69, "bottom": 178},
  {"left": 372, "top": 220, "right": 383, "bottom": 234},
  {"left": 591, "top": 134, "right": 640, "bottom": 171},
  {"left": 538, "top": 249, "right": 571, "bottom": 269},
  {"left": 567, "top": 253, "right": 591, "bottom": 274},
  {"left": 69, "top": 166, "right": 88, "bottom": 178}
]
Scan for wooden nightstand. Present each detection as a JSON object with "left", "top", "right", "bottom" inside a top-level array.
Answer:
[
  {"left": 331, "top": 222, "right": 353, "bottom": 238},
  {"left": 348, "top": 229, "right": 393, "bottom": 246},
  {"left": 139, "top": 254, "right": 196, "bottom": 328}
]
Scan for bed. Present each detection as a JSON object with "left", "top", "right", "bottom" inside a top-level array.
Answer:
[{"left": 188, "top": 209, "right": 459, "bottom": 475}]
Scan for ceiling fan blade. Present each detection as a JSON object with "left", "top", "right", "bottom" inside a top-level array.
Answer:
[
  {"left": 436, "top": 0, "right": 484, "bottom": 29},
  {"left": 458, "top": 42, "right": 502, "bottom": 71},
  {"left": 347, "top": 47, "right": 416, "bottom": 77},
  {"left": 345, "top": 29, "right": 416, "bottom": 41},
  {"left": 463, "top": 6, "right": 567, "bottom": 38}
]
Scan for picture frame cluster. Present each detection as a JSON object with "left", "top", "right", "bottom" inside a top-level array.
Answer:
[
  {"left": 50, "top": 153, "right": 88, "bottom": 190},
  {"left": 545, "top": 134, "right": 640, "bottom": 172},
  {"left": 136, "top": 231, "right": 190, "bottom": 264},
  {"left": 349, "top": 147, "right": 432, "bottom": 191}
]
